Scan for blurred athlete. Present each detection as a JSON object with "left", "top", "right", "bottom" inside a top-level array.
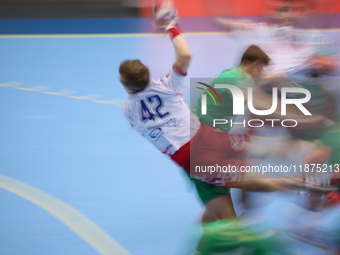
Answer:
[
  {"left": 120, "top": 10, "right": 290, "bottom": 192},
  {"left": 215, "top": 4, "right": 339, "bottom": 78},
  {"left": 204, "top": 1, "right": 340, "bottom": 253},
  {"left": 193, "top": 9, "right": 339, "bottom": 252},
  {"left": 119, "top": 4, "right": 301, "bottom": 254},
  {"left": 193, "top": 45, "right": 269, "bottom": 132},
  {"left": 215, "top": 0, "right": 340, "bottom": 191}
]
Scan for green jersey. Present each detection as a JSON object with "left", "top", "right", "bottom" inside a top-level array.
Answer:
[{"left": 193, "top": 66, "right": 251, "bottom": 131}]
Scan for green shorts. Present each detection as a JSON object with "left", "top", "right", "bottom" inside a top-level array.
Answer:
[
  {"left": 199, "top": 218, "right": 284, "bottom": 255},
  {"left": 190, "top": 176, "right": 230, "bottom": 205}
]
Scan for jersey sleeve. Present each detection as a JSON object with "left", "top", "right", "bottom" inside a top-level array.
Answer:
[
  {"left": 162, "top": 65, "right": 187, "bottom": 93},
  {"left": 123, "top": 101, "right": 136, "bottom": 128}
]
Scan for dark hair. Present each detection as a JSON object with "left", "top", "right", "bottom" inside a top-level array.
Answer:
[
  {"left": 278, "top": 6, "right": 291, "bottom": 13},
  {"left": 119, "top": 60, "right": 150, "bottom": 91},
  {"left": 240, "top": 45, "right": 270, "bottom": 65}
]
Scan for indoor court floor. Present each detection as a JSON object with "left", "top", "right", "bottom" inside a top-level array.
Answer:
[{"left": 1, "top": 19, "right": 340, "bottom": 255}]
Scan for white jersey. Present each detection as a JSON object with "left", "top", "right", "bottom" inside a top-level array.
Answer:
[{"left": 124, "top": 67, "right": 200, "bottom": 156}]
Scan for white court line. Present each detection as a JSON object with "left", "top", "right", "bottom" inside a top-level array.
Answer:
[{"left": 0, "top": 174, "right": 132, "bottom": 255}]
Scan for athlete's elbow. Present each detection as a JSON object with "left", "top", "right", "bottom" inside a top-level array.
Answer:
[{"left": 179, "top": 52, "right": 192, "bottom": 62}]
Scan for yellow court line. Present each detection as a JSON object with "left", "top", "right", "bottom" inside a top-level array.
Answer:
[
  {"left": 14, "top": 87, "right": 47, "bottom": 91},
  {"left": 92, "top": 99, "right": 122, "bottom": 104},
  {"left": 0, "top": 31, "right": 239, "bottom": 38},
  {"left": 14, "top": 87, "right": 38, "bottom": 91},
  {"left": 0, "top": 29, "right": 340, "bottom": 38},
  {"left": 0, "top": 32, "right": 232, "bottom": 38},
  {"left": 1, "top": 82, "right": 124, "bottom": 106},
  {"left": 320, "top": 28, "right": 340, "bottom": 32},
  {"left": 0, "top": 174, "right": 132, "bottom": 255},
  {"left": 41, "top": 91, "right": 76, "bottom": 96}
]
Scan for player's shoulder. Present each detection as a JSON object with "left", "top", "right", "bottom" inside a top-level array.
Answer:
[
  {"left": 151, "top": 76, "right": 171, "bottom": 89},
  {"left": 155, "top": 69, "right": 184, "bottom": 86},
  {"left": 216, "top": 66, "right": 246, "bottom": 79},
  {"left": 208, "top": 68, "right": 237, "bottom": 89},
  {"left": 215, "top": 68, "right": 234, "bottom": 78}
]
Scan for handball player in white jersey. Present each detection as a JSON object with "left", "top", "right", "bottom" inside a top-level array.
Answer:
[
  {"left": 119, "top": 4, "right": 315, "bottom": 253},
  {"left": 120, "top": 10, "right": 298, "bottom": 194}
]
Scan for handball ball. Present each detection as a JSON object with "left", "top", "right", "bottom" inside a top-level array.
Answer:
[{"left": 152, "top": 0, "right": 178, "bottom": 28}]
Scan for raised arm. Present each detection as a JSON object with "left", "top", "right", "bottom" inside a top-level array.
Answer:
[
  {"left": 152, "top": 0, "right": 191, "bottom": 74},
  {"left": 170, "top": 32, "right": 191, "bottom": 75}
]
